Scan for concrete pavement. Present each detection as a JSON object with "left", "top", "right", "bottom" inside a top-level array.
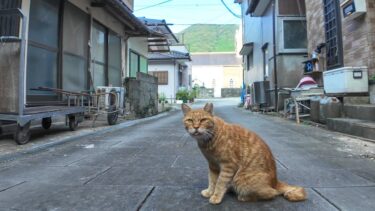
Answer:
[{"left": 0, "top": 98, "right": 375, "bottom": 210}]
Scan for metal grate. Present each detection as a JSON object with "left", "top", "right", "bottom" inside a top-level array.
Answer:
[
  {"left": 323, "top": 0, "right": 343, "bottom": 70},
  {"left": 0, "top": 0, "right": 22, "bottom": 37}
]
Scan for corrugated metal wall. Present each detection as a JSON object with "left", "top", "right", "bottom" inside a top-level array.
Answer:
[{"left": 0, "top": 0, "right": 22, "bottom": 37}]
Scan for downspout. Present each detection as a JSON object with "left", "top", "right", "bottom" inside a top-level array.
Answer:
[
  {"left": 174, "top": 59, "right": 177, "bottom": 103},
  {"left": 272, "top": 0, "right": 278, "bottom": 109}
]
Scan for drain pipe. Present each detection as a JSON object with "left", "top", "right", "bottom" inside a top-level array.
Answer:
[{"left": 272, "top": 0, "right": 278, "bottom": 110}]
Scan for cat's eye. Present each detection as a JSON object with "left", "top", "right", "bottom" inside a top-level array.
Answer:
[
  {"left": 185, "top": 119, "right": 193, "bottom": 123},
  {"left": 200, "top": 118, "right": 209, "bottom": 122}
]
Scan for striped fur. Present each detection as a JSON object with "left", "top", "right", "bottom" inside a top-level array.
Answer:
[{"left": 182, "top": 103, "right": 307, "bottom": 204}]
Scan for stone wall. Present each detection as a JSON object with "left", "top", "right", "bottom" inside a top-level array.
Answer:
[
  {"left": 197, "top": 87, "right": 214, "bottom": 99},
  {"left": 125, "top": 72, "right": 158, "bottom": 118},
  {"left": 221, "top": 88, "right": 241, "bottom": 98}
]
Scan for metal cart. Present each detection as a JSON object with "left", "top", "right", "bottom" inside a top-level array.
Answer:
[
  {"left": 33, "top": 86, "right": 124, "bottom": 127},
  {"left": 0, "top": 9, "right": 85, "bottom": 144}
]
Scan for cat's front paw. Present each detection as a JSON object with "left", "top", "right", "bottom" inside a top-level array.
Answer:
[
  {"left": 201, "top": 189, "right": 213, "bottom": 198},
  {"left": 209, "top": 195, "right": 223, "bottom": 205}
]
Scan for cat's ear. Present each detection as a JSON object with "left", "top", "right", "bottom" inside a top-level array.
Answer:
[
  {"left": 181, "top": 103, "right": 192, "bottom": 115},
  {"left": 203, "top": 103, "right": 213, "bottom": 115}
]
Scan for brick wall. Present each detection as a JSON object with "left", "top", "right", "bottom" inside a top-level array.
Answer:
[
  {"left": 306, "top": 0, "right": 375, "bottom": 76},
  {"left": 305, "top": 0, "right": 327, "bottom": 70},
  {"left": 366, "top": 0, "right": 375, "bottom": 78},
  {"left": 340, "top": 0, "right": 375, "bottom": 77}
]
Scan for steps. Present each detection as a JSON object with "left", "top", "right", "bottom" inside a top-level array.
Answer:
[
  {"left": 343, "top": 104, "right": 375, "bottom": 121},
  {"left": 327, "top": 104, "right": 375, "bottom": 140}
]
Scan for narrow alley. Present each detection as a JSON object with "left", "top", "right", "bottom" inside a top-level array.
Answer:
[{"left": 0, "top": 99, "right": 374, "bottom": 210}]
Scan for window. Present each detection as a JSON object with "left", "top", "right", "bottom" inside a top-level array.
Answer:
[
  {"left": 229, "top": 79, "right": 234, "bottom": 88},
  {"left": 62, "top": 2, "right": 89, "bottom": 92},
  {"left": 0, "top": 0, "right": 22, "bottom": 37},
  {"left": 91, "top": 22, "right": 122, "bottom": 88},
  {"left": 262, "top": 43, "right": 269, "bottom": 79},
  {"left": 27, "top": 0, "right": 61, "bottom": 98},
  {"left": 108, "top": 32, "right": 122, "bottom": 87},
  {"left": 91, "top": 22, "right": 106, "bottom": 88},
  {"left": 129, "top": 50, "right": 148, "bottom": 77},
  {"left": 323, "top": 0, "right": 343, "bottom": 69},
  {"left": 246, "top": 52, "right": 253, "bottom": 71},
  {"left": 150, "top": 71, "right": 168, "bottom": 85},
  {"left": 280, "top": 17, "right": 307, "bottom": 52},
  {"left": 140, "top": 56, "right": 148, "bottom": 74}
]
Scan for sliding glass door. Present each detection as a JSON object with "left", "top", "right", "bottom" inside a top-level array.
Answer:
[
  {"left": 62, "top": 2, "right": 89, "bottom": 92},
  {"left": 26, "top": 0, "right": 61, "bottom": 101}
]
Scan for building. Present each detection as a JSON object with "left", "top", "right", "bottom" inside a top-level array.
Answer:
[
  {"left": 191, "top": 52, "right": 242, "bottom": 98},
  {"left": 305, "top": 0, "right": 375, "bottom": 104},
  {"left": 0, "top": 0, "right": 160, "bottom": 104},
  {"left": 142, "top": 18, "right": 192, "bottom": 103},
  {"left": 0, "top": 0, "right": 180, "bottom": 122},
  {"left": 235, "top": 0, "right": 308, "bottom": 108}
]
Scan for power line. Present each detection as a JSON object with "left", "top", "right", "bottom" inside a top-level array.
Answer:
[
  {"left": 220, "top": 0, "right": 241, "bottom": 18},
  {"left": 135, "top": 0, "right": 173, "bottom": 12}
]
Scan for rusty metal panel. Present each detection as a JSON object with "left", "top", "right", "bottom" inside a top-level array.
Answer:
[{"left": 0, "top": 42, "right": 20, "bottom": 113}]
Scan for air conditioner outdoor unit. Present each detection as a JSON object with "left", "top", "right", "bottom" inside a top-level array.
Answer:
[
  {"left": 251, "top": 81, "right": 270, "bottom": 106},
  {"left": 96, "top": 86, "right": 125, "bottom": 109},
  {"left": 323, "top": 66, "right": 368, "bottom": 95}
]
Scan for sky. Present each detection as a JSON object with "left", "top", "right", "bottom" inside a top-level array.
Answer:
[{"left": 133, "top": 0, "right": 241, "bottom": 33}]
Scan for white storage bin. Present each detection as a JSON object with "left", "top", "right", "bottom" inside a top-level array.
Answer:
[{"left": 323, "top": 67, "right": 368, "bottom": 94}]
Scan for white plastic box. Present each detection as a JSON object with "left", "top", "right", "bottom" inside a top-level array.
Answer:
[{"left": 323, "top": 67, "right": 368, "bottom": 95}]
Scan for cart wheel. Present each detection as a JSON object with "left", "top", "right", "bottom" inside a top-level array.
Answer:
[
  {"left": 14, "top": 122, "right": 31, "bottom": 145},
  {"left": 107, "top": 106, "right": 118, "bottom": 125},
  {"left": 42, "top": 117, "right": 52, "bottom": 130},
  {"left": 68, "top": 116, "right": 78, "bottom": 131}
]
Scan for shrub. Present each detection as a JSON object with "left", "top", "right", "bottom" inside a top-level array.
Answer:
[
  {"left": 159, "top": 92, "right": 166, "bottom": 103},
  {"left": 176, "top": 89, "right": 189, "bottom": 103}
]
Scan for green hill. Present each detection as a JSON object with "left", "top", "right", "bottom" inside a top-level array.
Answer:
[{"left": 177, "top": 24, "right": 239, "bottom": 53}]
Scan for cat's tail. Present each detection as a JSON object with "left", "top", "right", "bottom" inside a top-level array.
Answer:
[{"left": 276, "top": 181, "right": 307, "bottom": 202}]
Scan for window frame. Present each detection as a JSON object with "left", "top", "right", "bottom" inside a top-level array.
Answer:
[
  {"left": 129, "top": 49, "right": 148, "bottom": 77},
  {"left": 278, "top": 16, "right": 307, "bottom": 53},
  {"left": 26, "top": 0, "right": 63, "bottom": 102},
  {"left": 91, "top": 20, "right": 123, "bottom": 88},
  {"left": 246, "top": 52, "right": 253, "bottom": 71},
  {"left": 323, "top": 0, "right": 344, "bottom": 70},
  {"left": 150, "top": 71, "right": 168, "bottom": 85}
]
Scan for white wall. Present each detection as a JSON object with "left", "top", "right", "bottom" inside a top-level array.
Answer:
[
  {"left": 192, "top": 65, "right": 224, "bottom": 98},
  {"left": 241, "top": 1, "right": 265, "bottom": 86},
  {"left": 148, "top": 62, "right": 178, "bottom": 100}
]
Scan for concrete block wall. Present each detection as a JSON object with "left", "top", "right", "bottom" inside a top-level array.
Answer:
[
  {"left": 0, "top": 43, "right": 20, "bottom": 113},
  {"left": 221, "top": 88, "right": 241, "bottom": 98},
  {"left": 125, "top": 72, "right": 158, "bottom": 118}
]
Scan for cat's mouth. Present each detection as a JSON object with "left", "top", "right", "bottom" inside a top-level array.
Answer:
[{"left": 192, "top": 131, "right": 200, "bottom": 136}]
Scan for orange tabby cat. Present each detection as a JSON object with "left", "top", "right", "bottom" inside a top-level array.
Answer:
[{"left": 182, "top": 103, "right": 306, "bottom": 204}]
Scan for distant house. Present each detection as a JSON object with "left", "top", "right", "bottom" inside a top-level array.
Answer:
[
  {"left": 141, "top": 18, "right": 192, "bottom": 102},
  {"left": 148, "top": 48, "right": 192, "bottom": 102},
  {"left": 191, "top": 53, "right": 242, "bottom": 98},
  {"left": 235, "top": 0, "right": 308, "bottom": 108}
]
